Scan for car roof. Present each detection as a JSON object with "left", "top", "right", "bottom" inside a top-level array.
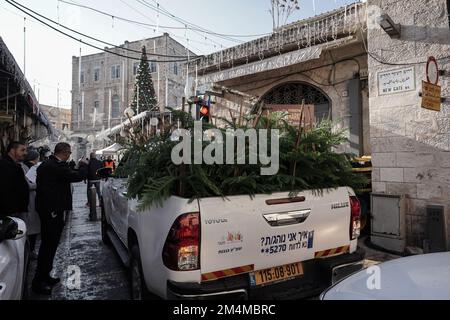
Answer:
[{"left": 322, "top": 252, "right": 450, "bottom": 300}]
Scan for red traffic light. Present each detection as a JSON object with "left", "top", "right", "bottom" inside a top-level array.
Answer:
[{"left": 199, "top": 106, "right": 209, "bottom": 116}]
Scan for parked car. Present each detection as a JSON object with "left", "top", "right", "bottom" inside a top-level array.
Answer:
[
  {"left": 0, "top": 216, "right": 28, "bottom": 300},
  {"left": 99, "top": 168, "right": 365, "bottom": 300},
  {"left": 320, "top": 252, "right": 450, "bottom": 300}
]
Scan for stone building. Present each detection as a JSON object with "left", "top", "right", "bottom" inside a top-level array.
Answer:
[
  {"left": 188, "top": 2, "right": 370, "bottom": 156},
  {"left": 39, "top": 104, "right": 71, "bottom": 132},
  {"left": 368, "top": 0, "right": 450, "bottom": 250},
  {"left": 187, "top": 0, "right": 450, "bottom": 252},
  {"left": 71, "top": 33, "right": 195, "bottom": 158}
]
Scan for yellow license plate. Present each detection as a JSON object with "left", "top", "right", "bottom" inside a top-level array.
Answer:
[{"left": 250, "top": 262, "right": 304, "bottom": 286}]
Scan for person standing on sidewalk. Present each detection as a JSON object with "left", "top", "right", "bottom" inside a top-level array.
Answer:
[
  {"left": 32, "top": 143, "right": 88, "bottom": 295},
  {"left": 0, "top": 141, "right": 29, "bottom": 219},
  {"left": 23, "top": 150, "right": 42, "bottom": 260},
  {"left": 86, "top": 152, "right": 103, "bottom": 219}
]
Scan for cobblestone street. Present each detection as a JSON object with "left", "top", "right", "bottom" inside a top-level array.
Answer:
[{"left": 27, "top": 183, "right": 130, "bottom": 300}]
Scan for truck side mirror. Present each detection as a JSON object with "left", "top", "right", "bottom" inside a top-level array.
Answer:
[{"left": 0, "top": 217, "right": 25, "bottom": 242}]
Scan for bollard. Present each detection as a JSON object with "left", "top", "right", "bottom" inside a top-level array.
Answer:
[{"left": 89, "top": 185, "right": 98, "bottom": 221}]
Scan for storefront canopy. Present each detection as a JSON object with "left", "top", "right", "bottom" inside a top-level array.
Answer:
[{"left": 95, "top": 143, "right": 124, "bottom": 155}]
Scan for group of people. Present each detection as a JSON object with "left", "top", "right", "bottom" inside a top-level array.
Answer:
[{"left": 0, "top": 141, "right": 115, "bottom": 296}]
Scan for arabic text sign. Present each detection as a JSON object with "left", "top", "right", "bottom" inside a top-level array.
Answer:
[
  {"left": 422, "top": 81, "right": 441, "bottom": 111},
  {"left": 378, "top": 67, "right": 415, "bottom": 96}
]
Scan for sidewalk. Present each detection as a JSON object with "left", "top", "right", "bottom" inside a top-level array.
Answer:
[{"left": 27, "top": 183, "right": 130, "bottom": 300}]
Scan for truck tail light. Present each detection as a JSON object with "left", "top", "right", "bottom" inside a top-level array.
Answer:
[
  {"left": 350, "top": 196, "right": 361, "bottom": 240},
  {"left": 163, "top": 212, "right": 200, "bottom": 271}
]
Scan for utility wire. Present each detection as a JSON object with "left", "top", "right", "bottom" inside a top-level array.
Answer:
[
  {"left": 58, "top": 0, "right": 270, "bottom": 38},
  {"left": 5, "top": 0, "right": 189, "bottom": 63},
  {"left": 136, "top": 0, "right": 244, "bottom": 44},
  {"left": 8, "top": 0, "right": 192, "bottom": 59}
]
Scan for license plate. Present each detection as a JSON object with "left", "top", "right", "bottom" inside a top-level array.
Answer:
[{"left": 249, "top": 262, "right": 304, "bottom": 286}]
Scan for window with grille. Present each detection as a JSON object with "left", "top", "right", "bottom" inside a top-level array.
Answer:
[
  {"left": 133, "top": 62, "right": 139, "bottom": 75},
  {"left": 173, "top": 63, "right": 178, "bottom": 75},
  {"left": 111, "top": 95, "right": 120, "bottom": 118},
  {"left": 94, "top": 68, "right": 100, "bottom": 82},
  {"left": 150, "top": 62, "right": 157, "bottom": 73},
  {"left": 111, "top": 65, "right": 121, "bottom": 79},
  {"left": 80, "top": 72, "right": 85, "bottom": 84}
]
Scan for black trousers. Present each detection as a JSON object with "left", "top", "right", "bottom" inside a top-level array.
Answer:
[{"left": 34, "top": 211, "right": 65, "bottom": 282}]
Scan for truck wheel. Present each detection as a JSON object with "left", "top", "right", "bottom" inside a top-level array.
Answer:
[
  {"left": 130, "top": 244, "right": 154, "bottom": 300},
  {"left": 100, "top": 198, "right": 111, "bottom": 246}
]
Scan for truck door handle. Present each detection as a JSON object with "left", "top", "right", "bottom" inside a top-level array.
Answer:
[
  {"left": 112, "top": 186, "right": 118, "bottom": 191},
  {"left": 263, "top": 209, "right": 311, "bottom": 227}
]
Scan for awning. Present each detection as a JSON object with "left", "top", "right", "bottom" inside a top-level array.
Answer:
[
  {"left": 0, "top": 37, "right": 54, "bottom": 134},
  {"left": 95, "top": 143, "right": 124, "bottom": 155}
]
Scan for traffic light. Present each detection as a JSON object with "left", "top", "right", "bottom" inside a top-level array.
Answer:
[{"left": 196, "top": 97, "right": 211, "bottom": 123}]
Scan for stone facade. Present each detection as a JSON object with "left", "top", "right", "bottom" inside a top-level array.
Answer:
[
  {"left": 189, "top": 3, "right": 370, "bottom": 155},
  {"left": 368, "top": 0, "right": 450, "bottom": 248},
  {"left": 39, "top": 104, "right": 71, "bottom": 132},
  {"left": 71, "top": 33, "right": 195, "bottom": 136}
]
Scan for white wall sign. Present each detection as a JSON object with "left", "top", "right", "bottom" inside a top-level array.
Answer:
[{"left": 378, "top": 67, "right": 415, "bottom": 96}]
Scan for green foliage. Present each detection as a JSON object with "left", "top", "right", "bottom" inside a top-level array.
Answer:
[{"left": 116, "top": 110, "right": 367, "bottom": 210}]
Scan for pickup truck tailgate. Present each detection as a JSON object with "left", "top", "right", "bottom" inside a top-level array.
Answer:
[{"left": 199, "top": 188, "right": 353, "bottom": 278}]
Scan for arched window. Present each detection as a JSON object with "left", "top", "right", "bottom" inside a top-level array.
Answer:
[
  {"left": 111, "top": 95, "right": 120, "bottom": 119},
  {"left": 262, "top": 82, "right": 331, "bottom": 122}
]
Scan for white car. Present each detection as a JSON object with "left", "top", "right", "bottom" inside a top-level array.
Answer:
[
  {"left": 100, "top": 167, "right": 366, "bottom": 300},
  {"left": 0, "top": 216, "right": 28, "bottom": 300},
  {"left": 321, "top": 252, "right": 450, "bottom": 300}
]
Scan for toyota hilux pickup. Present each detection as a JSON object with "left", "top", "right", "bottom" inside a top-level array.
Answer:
[{"left": 100, "top": 173, "right": 365, "bottom": 300}]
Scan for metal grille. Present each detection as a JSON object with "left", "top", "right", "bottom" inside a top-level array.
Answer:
[{"left": 262, "top": 82, "right": 330, "bottom": 105}]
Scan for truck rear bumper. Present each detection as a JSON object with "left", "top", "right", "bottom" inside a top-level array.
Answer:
[{"left": 167, "top": 247, "right": 365, "bottom": 300}]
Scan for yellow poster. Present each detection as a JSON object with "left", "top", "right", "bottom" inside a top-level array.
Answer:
[{"left": 422, "top": 81, "right": 441, "bottom": 111}]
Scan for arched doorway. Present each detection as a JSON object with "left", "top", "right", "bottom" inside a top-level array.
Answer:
[{"left": 261, "top": 82, "right": 331, "bottom": 125}]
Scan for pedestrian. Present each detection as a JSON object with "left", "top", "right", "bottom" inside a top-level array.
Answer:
[
  {"left": 86, "top": 152, "right": 103, "bottom": 219},
  {"left": 68, "top": 159, "right": 76, "bottom": 170},
  {"left": 103, "top": 156, "right": 116, "bottom": 172},
  {"left": 0, "top": 141, "right": 29, "bottom": 220},
  {"left": 23, "top": 149, "right": 42, "bottom": 260},
  {"left": 32, "top": 142, "right": 88, "bottom": 295}
]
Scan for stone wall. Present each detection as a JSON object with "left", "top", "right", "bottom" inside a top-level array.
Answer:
[
  {"left": 216, "top": 41, "right": 370, "bottom": 155},
  {"left": 368, "top": 0, "right": 450, "bottom": 248}
]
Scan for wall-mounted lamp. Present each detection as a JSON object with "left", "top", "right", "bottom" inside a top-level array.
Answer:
[{"left": 378, "top": 14, "right": 401, "bottom": 38}]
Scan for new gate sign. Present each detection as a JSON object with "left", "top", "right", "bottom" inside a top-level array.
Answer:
[{"left": 378, "top": 67, "right": 415, "bottom": 96}]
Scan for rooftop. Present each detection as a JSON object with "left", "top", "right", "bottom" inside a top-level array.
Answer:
[{"left": 189, "top": 1, "right": 367, "bottom": 74}]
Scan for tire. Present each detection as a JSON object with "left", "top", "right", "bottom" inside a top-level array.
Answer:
[
  {"left": 129, "top": 244, "right": 155, "bottom": 300},
  {"left": 100, "top": 198, "right": 111, "bottom": 246}
]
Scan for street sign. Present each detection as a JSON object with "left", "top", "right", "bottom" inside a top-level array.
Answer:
[
  {"left": 426, "top": 56, "right": 439, "bottom": 85},
  {"left": 421, "top": 81, "right": 441, "bottom": 111}
]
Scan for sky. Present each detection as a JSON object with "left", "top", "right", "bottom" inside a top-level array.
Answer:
[{"left": 0, "top": 0, "right": 360, "bottom": 107}]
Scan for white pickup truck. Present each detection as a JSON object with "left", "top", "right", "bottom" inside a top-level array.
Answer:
[{"left": 100, "top": 172, "right": 365, "bottom": 300}]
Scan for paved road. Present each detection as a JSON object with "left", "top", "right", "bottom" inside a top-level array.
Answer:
[{"left": 27, "top": 183, "right": 130, "bottom": 300}]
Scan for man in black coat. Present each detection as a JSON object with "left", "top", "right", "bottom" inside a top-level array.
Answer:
[
  {"left": 0, "top": 141, "right": 29, "bottom": 218},
  {"left": 32, "top": 142, "right": 88, "bottom": 295}
]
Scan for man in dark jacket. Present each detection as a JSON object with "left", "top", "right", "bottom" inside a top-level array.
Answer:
[
  {"left": 86, "top": 152, "right": 104, "bottom": 214},
  {"left": 32, "top": 142, "right": 88, "bottom": 295},
  {"left": 0, "top": 141, "right": 29, "bottom": 218}
]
